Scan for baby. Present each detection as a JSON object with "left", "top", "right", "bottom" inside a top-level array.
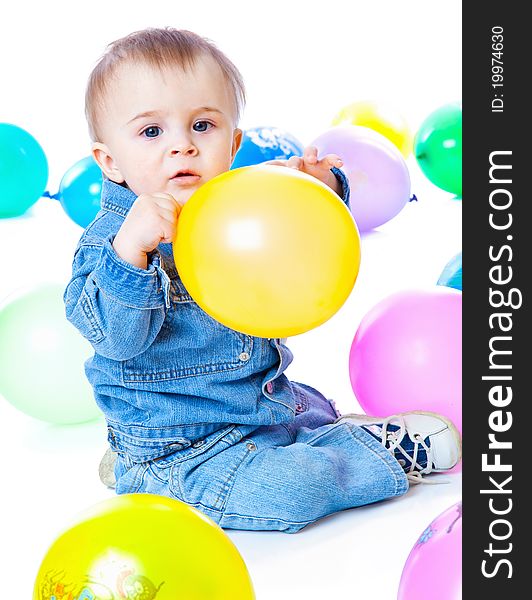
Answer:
[{"left": 65, "top": 27, "right": 461, "bottom": 533}]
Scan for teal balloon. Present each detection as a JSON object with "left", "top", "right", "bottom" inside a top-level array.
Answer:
[
  {"left": 0, "top": 123, "right": 48, "bottom": 218},
  {"left": 58, "top": 156, "right": 103, "bottom": 227},
  {"left": 437, "top": 252, "right": 462, "bottom": 291},
  {"left": 0, "top": 284, "right": 102, "bottom": 424},
  {"left": 414, "top": 103, "right": 462, "bottom": 197}
]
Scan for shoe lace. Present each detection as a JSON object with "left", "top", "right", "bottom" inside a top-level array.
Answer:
[{"left": 379, "top": 416, "right": 448, "bottom": 485}]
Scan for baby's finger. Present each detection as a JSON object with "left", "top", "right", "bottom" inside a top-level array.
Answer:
[
  {"left": 152, "top": 192, "right": 182, "bottom": 212},
  {"left": 303, "top": 146, "right": 319, "bottom": 165},
  {"left": 321, "top": 153, "right": 343, "bottom": 168},
  {"left": 158, "top": 205, "right": 182, "bottom": 223},
  {"left": 161, "top": 222, "right": 178, "bottom": 244},
  {"left": 287, "top": 155, "right": 303, "bottom": 169},
  {"left": 152, "top": 191, "right": 177, "bottom": 203},
  {"left": 263, "top": 159, "right": 289, "bottom": 166}
]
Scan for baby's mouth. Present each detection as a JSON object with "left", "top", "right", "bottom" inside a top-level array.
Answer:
[{"left": 171, "top": 170, "right": 201, "bottom": 185}]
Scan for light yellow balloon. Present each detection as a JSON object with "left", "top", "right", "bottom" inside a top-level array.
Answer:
[
  {"left": 332, "top": 100, "right": 413, "bottom": 157},
  {"left": 33, "top": 494, "right": 255, "bottom": 599},
  {"left": 174, "top": 165, "right": 361, "bottom": 338}
]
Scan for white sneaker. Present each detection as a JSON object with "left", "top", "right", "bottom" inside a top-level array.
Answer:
[
  {"left": 337, "top": 411, "right": 462, "bottom": 483},
  {"left": 98, "top": 447, "right": 117, "bottom": 489}
]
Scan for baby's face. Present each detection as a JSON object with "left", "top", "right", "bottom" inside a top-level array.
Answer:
[{"left": 93, "top": 55, "right": 242, "bottom": 203}]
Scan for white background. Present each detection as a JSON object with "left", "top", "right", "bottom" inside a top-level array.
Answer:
[{"left": 0, "top": 1, "right": 461, "bottom": 597}]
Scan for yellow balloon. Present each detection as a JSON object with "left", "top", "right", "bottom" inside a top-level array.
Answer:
[
  {"left": 174, "top": 165, "right": 361, "bottom": 338},
  {"left": 33, "top": 494, "right": 255, "bottom": 599},
  {"left": 332, "top": 100, "right": 413, "bottom": 157}
]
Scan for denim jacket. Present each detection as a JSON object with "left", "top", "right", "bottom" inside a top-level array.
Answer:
[{"left": 64, "top": 169, "right": 350, "bottom": 461}]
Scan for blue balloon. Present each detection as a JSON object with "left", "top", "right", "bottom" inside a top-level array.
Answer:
[
  {"left": 58, "top": 156, "right": 103, "bottom": 227},
  {"left": 437, "top": 251, "right": 462, "bottom": 291},
  {"left": 0, "top": 123, "right": 48, "bottom": 218},
  {"left": 231, "top": 126, "right": 305, "bottom": 169}
]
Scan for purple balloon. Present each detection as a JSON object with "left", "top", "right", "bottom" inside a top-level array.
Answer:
[
  {"left": 348, "top": 287, "right": 462, "bottom": 434},
  {"left": 398, "top": 502, "right": 462, "bottom": 599},
  {"left": 311, "top": 125, "right": 411, "bottom": 231}
]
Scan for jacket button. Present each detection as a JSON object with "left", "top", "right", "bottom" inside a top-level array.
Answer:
[
  {"left": 239, "top": 352, "right": 250, "bottom": 361},
  {"left": 266, "top": 382, "right": 274, "bottom": 394}
]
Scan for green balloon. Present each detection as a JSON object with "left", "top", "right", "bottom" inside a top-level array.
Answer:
[
  {"left": 0, "top": 122, "right": 49, "bottom": 218},
  {"left": 414, "top": 102, "right": 462, "bottom": 196},
  {"left": 0, "top": 284, "right": 102, "bottom": 424}
]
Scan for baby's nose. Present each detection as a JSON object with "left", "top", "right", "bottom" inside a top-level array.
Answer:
[{"left": 170, "top": 139, "right": 198, "bottom": 155}]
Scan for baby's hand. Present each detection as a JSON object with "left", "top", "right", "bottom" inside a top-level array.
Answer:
[
  {"left": 265, "top": 146, "right": 343, "bottom": 196},
  {"left": 113, "top": 192, "right": 183, "bottom": 269}
]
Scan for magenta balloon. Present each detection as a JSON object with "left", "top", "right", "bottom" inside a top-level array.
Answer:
[
  {"left": 348, "top": 288, "right": 462, "bottom": 434},
  {"left": 398, "top": 502, "right": 462, "bottom": 600},
  {"left": 310, "top": 125, "right": 411, "bottom": 231}
]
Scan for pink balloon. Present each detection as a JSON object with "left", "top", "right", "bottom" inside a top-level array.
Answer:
[
  {"left": 349, "top": 288, "right": 462, "bottom": 434},
  {"left": 398, "top": 502, "right": 462, "bottom": 599},
  {"left": 310, "top": 125, "right": 411, "bottom": 231}
]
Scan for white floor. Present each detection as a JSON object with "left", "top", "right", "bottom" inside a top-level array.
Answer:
[{"left": 0, "top": 157, "right": 461, "bottom": 598}]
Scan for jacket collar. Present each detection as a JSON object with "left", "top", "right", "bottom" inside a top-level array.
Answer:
[{"left": 100, "top": 179, "right": 137, "bottom": 217}]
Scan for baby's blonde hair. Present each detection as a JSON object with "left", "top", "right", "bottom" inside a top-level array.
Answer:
[{"left": 85, "top": 27, "right": 246, "bottom": 142}]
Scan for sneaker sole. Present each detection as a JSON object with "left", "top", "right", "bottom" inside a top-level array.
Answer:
[{"left": 98, "top": 447, "right": 118, "bottom": 489}]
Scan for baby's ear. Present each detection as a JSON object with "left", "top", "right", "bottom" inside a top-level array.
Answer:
[
  {"left": 231, "top": 128, "right": 243, "bottom": 162},
  {"left": 92, "top": 142, "right": 125, "bottom": 184}
]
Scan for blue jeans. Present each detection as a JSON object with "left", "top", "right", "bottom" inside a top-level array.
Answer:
[{"left": 113, "top": 383, "right": 408, "bottom": 533}]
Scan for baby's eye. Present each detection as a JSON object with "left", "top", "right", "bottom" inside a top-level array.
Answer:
[
  {"left": 193, "top": 121, "right": 213, "bottom": 133},
  {"left": 142, "top": 126, "right": 162, "bottom": 138}
]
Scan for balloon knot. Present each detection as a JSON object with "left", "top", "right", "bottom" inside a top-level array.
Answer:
[
  {"left": 42, "top": 190, "right": 60, "bottom": 200},
  {"left": 409, "top": 194, "right": 418, "bottom": 202}
]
